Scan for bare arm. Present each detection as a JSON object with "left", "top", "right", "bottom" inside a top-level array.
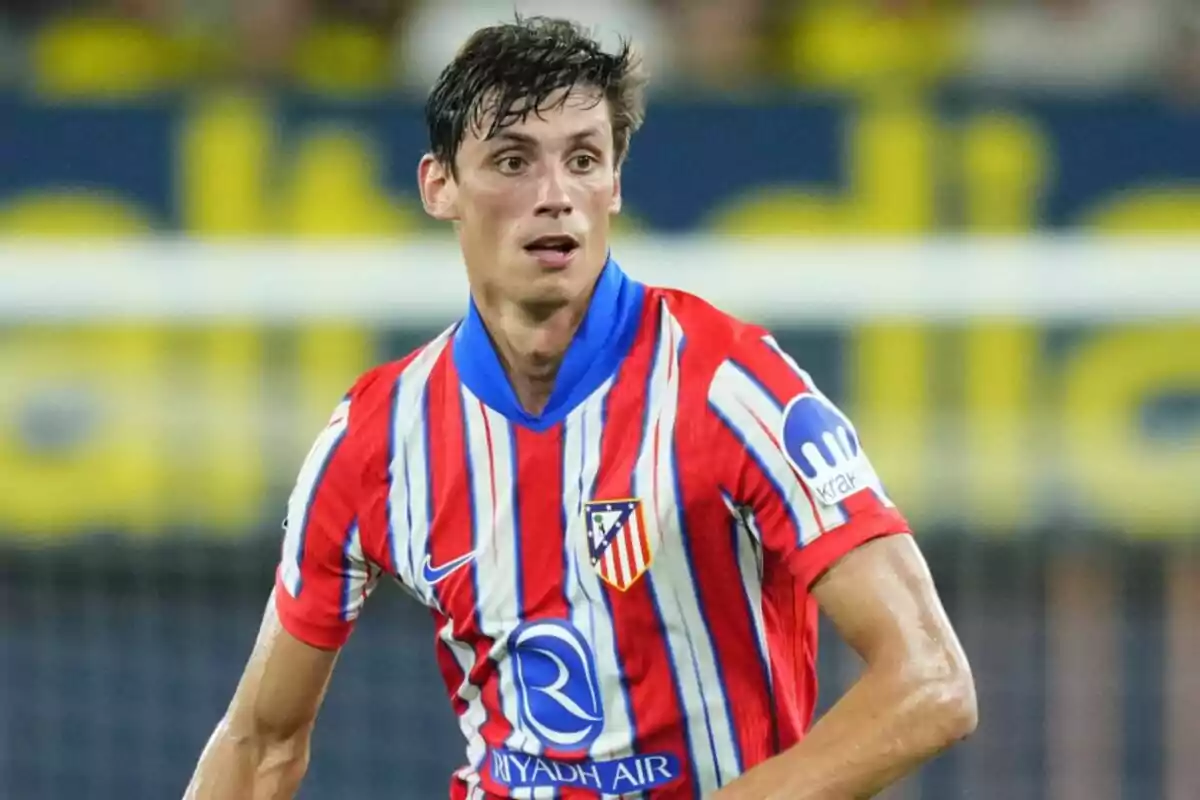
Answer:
[
  {"left": 714, "top": 535, "right": 977, "bottom": 799},
  {"left": 184, "top": 591, "right": 339, "bottom": 800}
]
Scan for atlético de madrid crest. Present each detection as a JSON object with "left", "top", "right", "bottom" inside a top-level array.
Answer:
[{"left": 584, "top": 499, "right": 653, "bottom": 592}]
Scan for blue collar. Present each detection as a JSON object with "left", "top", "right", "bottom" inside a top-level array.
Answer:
[{"left": 452, "top": 257, "right": 646, "bottom": 431}]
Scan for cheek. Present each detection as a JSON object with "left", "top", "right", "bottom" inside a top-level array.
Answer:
[
  {"left": 579, "top": 180, "right": 617, "bottom": 214},
  {"left": 460, "top": 190, "right": 515, "bottom": 234}
]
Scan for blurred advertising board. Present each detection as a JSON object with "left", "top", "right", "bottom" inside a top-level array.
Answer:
[
  {"left": 0, "top": 92, "right": 1199, "bottom": 238},
  {"left": 0, "top": 238, "right": 1197, "bottom": 541}
]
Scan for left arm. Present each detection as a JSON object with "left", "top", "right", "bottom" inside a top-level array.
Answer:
[
  {"left": 711, "top": 535, "right": 977, "bottom": 799},
  {"left": 704, "top": 330, "right": 977, "bottom": 798}
]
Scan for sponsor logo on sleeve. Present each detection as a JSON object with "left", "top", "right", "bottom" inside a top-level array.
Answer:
[{"left": 781, "top": 392, "right": 870, "bottom": 506}]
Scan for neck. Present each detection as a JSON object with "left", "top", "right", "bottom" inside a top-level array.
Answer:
[{"left": 474, "top": 296, "right": 589, "bottom": 415}]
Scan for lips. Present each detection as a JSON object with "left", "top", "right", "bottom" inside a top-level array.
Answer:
[
  {"left": 523, "top": 234, "right": 580, "bottom": 269},
  {"left": 523, "top": 234, "right": 579, "bottom": 254}
]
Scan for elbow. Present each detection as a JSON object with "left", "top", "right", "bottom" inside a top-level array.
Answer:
[
  {"left": 917, "top": 665, "right": 978, "bottom": 748},
  {"left": 224, "top": 714, "right": 314, "bottom": 778},
  {"left": 939, "top": 672, "right": 978, "bottom": 743},
  {"left": 187, "top": 716, "right": 311, "bottom": 799},
  {"left": 250, "top": 720, "right": 314, "bottom": 770}
]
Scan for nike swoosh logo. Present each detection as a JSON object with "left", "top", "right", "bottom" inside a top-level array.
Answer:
[{"left": 422, "top": 551, "right": 477, "bottom": 585}]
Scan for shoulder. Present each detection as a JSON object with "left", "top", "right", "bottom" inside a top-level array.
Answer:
[
  {"left": 644, "top": 285, "right": 798, "bottom": 390},
  {"left": 336, "top": 327, "right": 456, "bottom": 472},
  {"left": 645, "top": 285, "right": 764, "bottom": 355}
]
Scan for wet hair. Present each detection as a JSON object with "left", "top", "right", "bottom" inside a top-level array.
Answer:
[{"left": 424, "top": 16, "right": 648, "bottom": 174}]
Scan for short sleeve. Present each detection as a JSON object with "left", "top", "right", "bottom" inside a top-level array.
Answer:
[
  {"left": 705, "top": 332, "right": 911, "bottom": 588},
  {"left": 274, "top": 393, "right": 378, "bottom": 650}
]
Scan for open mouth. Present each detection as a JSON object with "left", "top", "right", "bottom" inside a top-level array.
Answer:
[{"left": 523, "top": 234, "right": 579, "bottom": 256}]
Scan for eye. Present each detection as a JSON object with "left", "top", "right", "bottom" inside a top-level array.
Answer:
[
  {"left": 496, "top": 155, "right": 527, "bottom": 175},
  {"left": 570, "top": 153, "right": 597, "bottom": 171}
]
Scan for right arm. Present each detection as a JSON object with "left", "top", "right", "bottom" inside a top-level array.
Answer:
[
  {"left": 184, "top": 595, "right": 339, "bottom": 799},
  {"left": 187, "top": 383, "right": 382, "bottom": 798}
]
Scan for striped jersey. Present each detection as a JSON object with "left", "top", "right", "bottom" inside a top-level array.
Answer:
[{"left": 274, "top": 259, "right": 911, "bottom": 799}]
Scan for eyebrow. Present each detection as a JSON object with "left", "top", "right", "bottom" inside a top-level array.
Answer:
[{"left": 488, "top": 126, "right": 606, "bottom": 149}]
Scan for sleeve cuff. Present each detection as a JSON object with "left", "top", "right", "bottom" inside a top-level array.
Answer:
[
  {"left": 783, "top": 507, "right": 912, "bottom": 589},
  {"left": 273, "top": 571, "right": 354, "bottom": 651}
]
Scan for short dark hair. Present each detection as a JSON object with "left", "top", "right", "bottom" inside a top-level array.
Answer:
[{"left": 424, "top": 16, "right": 648, "bottom": 174}]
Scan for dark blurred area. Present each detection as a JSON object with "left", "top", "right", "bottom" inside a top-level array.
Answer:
[
  {"left": 1, "top": 0, "right": 1200, "bottom": 238},
  {"left": 0, "top": 2, "right": 1198, "bottom": 800},
  {"left": 2, "top": 0, "right": 1200, "bottom": 99}
]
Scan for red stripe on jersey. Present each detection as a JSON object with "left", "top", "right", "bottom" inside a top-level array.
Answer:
[
  {"left": 672, "top": 354, "right": 781, "bottom": 769},
  {"left": 424, "top": 355, "right": 514, "bottom": 789},
  {"left": 478, "top": 398, "right": 501, "bottom": 559},
  {"left": 273, "top": 434, "right": 359, "bottom": 649},
  {"left": 432, "top": 607, "right": 469, "bottom": 719},
  {"left": 728, "top": 331, "right": 814, "bottom": 408},
  {"left": 352, "top": 363, "right": 405, "bottom": 576},
  {"left": 760, "top": 563, "right": 816, "bottom": 747},
  {"left": 511, "top": 423, "right": 589, "bottom": 771},
  {"left": 512, "top": 424, "right": 570, "bottom": 621},
  {"left": 702, "top": 382, "right": 824, "bottom": 745},
  {"left": 706, "top": 414, "right": 821, "bottom": 741},
  {"left": 709, "top": 418, "right": 807, "bottom": 553},
  {"left": 840, "top": 483, "right": 885, "bottom": 518},
  {"left": 274, "top": 365, "right": 394, "bottom": 650},
  {"left": 326, "top": 346, "right": 436, "bottom": 585},
  {"left": 592, "top": 302, "right": 693, "bottom": 799},
  {"left": 637, "top": 512, "right": 653, "bottom": 563},
  {"left": 648, "top": 320, "right": 672, "bottom": 520}
]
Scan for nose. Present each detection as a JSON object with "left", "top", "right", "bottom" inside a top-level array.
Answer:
[{"left": 534, "top": 164, "right": 573, "bottom": 218}]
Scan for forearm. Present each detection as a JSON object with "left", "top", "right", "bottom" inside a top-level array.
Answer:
[
  {"left": 184, "top": 717, "right": 310, "bottom": 800},
  {"left": 721, "top": 664, "right": 976, "bottom": 799}
]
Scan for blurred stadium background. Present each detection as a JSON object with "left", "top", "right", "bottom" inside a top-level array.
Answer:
[{"left": 1, "top": 1, "right": 1199, "bottom": 798}]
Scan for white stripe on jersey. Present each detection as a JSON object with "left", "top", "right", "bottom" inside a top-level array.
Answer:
[
  {"left": 383, "top": 331, "right": 491, "bottom": 798},
  {"left": 440, "top": 616, "right": 489, "bottom": 798},
  {"left": 719, "top": 492, "right": 772, "bottom": 692},
  {"left": 562, "top": 377, "right": 647, "bottom": 785},
  {"left": 461, "top": 391, "right": 548, "bottom": 796},
  {"left": 280, "top": 398, "right": 351, "bottom": 597},
  {"left": 339, "top": 522, "right": 380, "bottom": 622},
  {"left": 450, "top": 375, "right": 641, "bottom": 799},
  {"left": 635, "top": 305, "right": 741, "bottom": 792},
  {"left": 709, "top": 360, "right": 844, "bottom": 539},
  {"left": 387, "top": 329, "right": 452, "bottom": 605},
  {"left": 761, "top": 335, "right": 810, "bottom": 389}
]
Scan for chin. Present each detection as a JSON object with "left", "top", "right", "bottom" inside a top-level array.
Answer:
[
  {"left": 510, "top": 264, "right": 583, "bottom": 310},
  {"left": 522, "top": 271, "right": 576, "bottom": 304}
]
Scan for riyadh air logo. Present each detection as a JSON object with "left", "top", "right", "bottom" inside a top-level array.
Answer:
[
  {"left": 509, "top": 620, "right": 604, "bottom": 751},
  {"left": 781, "top": 392, "right": 869, "bottom": 506}
]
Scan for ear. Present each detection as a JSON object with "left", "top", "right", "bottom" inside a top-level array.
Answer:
[
  {"left": 609, "top": 166, "right": 623, "bottom": 215},
  {"left": 418, "top": 154, "right": 459, "bottom": 221}
]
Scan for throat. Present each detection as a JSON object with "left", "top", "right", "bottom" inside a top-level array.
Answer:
[
  {"left": 508, "top": 361, "right": 560, "bottom": 416},
  {"left": 486, "top": 307, "right": 582, "bottom": 416},
  {"left": 454, "top": 259, "right": 640, "bottom": 429}
]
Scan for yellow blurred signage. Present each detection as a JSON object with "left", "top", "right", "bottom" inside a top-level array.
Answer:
[
  {"left": 1, "top": 320, "right": 1195, "bottom": 540},
  {"left": 2, "top": 94, "right": 1199, "bottom": 239}
]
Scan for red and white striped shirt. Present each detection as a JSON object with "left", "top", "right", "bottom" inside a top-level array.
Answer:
[{"left": 274, "top": 260, "right": 911, "bottom": 799}]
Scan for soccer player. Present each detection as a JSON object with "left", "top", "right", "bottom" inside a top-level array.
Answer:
[{"left": 186, "top": 16, "right": 976, "bottom": 800}]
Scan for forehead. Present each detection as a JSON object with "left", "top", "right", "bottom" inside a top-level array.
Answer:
[{"left": 465, "top": 87, "right": 612, "bottom": 151}]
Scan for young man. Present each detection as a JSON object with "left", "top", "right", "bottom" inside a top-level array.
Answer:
[{"left": 185, "top": 17, "right": 976, "bottom": 800}]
